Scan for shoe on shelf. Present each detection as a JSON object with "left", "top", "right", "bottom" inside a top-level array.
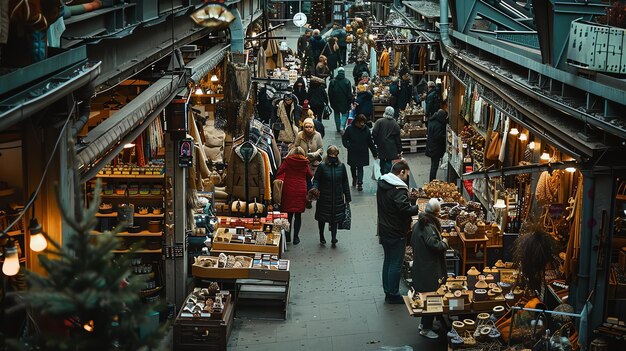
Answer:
[{"left": 420, "top": 329, "right": 439, "bottom": 339}]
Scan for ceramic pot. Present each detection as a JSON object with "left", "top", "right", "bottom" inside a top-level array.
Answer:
[{"left": 148, "top": 220, "right": 162, "bottom": 233}]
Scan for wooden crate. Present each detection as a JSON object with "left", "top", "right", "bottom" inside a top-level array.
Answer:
[{"left": 173, "top": 295, "right": 234, "bottom": 351}]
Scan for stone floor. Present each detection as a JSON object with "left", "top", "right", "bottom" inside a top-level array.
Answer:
[{"left": 225, "top": 23, "right": 448, "bottom": 351}]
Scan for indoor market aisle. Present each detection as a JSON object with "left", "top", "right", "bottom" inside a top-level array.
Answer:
[{"left": 226, "top": 23, "right": 446, "bottom": 351}]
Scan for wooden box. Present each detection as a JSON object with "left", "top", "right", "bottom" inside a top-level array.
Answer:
[
  {"left": 211, "top": 228, "right": 281, "bottom": 255},
  {"left": 191, "top": 255, "right": 253, "bottom": 279},
  {"left": 173, "top": 295, "right": 234, "bottom": 351},
  {"left": 249, "top": 260, "right": 290, "bottom": 282}
]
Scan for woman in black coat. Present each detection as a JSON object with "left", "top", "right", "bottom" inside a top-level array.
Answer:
[
  {"left": 354, "top": 85, "right": 374, "bottom": 124},
  {"left": 322, "top": 37, "right": 340, "bottom": 78},
  {"left": 425, "top": 109, "right": 448, "bottom": 181},
  {"left": 312, "top": 145, "right": 351, "bottom": 246},
  {"left": 307, "top": 76, "right": 328, "bottom": 122},
  {"left": 292, "top": 77, "right": 308, "bottom": 107},
  {"left": 342, "top": 114, "right": 377, "bottom": 191},
  {"left": 410, "top": 198, "right": 448, "bottom": 339}
]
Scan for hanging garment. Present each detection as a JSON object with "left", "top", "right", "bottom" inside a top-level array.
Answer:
[
  {"left": 499, "top": 115, "right": 509, "bottom": 163},
  {"left": 473, "top": 97, "right": 483, "bottom": 124},
  {"left": 378, "top": 49, "right": 389, "bottom": 77},
  {"left": 370, "top": 47, "right": 377, "bottom": 78},
  {"left": 256, "top": 44, "right": 267, "bottom": 78},
  {"left": 258, "top": 149, "right": 272, "bottom": 201},
  {"left": 418, "top": 45, "right": 427, "bottom": 71},
  {"left": 225, "top": 143, "right": 266, "bottom": 202}
]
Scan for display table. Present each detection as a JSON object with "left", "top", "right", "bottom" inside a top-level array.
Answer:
[
  {"left": 211, "top": 227, "right": 283, "bottom": 257},
  {"left": 402, "top": 295, "right": 507, "bottom": 317},
  {"left": 459, "top": 231, "right": 488, "bottom": 273},
  {"left": 173, "top": 293, "right": 234, "bottom": 351}
]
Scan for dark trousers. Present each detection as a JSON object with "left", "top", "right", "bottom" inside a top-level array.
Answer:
[
  {"left": 312, "top": 104, "right": 324, "bottom": 122},
  {"left": 429, "top": 156, "right": 441, "bottom": 181},
  {"left": 318, "top": 221, "right": 338, "bottom": 238},
  {"left": 287, "top": 212, "right": 302, "bottom": 237},
  {"left": 350, "top": 165, "right": 364, "bottom": 185},
  {"left": 380, "top": 159, "right": 393, "bottom": 175},
  {"left": 381, "top": 236, "right": 405, "bottom": 297},
  {"left": 339, "top": 46, "right": 347, "bottom": 66}
]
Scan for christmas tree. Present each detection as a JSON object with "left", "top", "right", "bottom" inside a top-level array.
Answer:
[
  {"left": 310, "top": 0, "right": 324, "bottom": 30},
  {"left": 8, "top": 143, "right": 166, "bottom": 351}
]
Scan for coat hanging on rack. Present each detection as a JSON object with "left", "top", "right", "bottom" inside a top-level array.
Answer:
[{"left": 225, "top": 142, "right": 266, "bottom": 202}]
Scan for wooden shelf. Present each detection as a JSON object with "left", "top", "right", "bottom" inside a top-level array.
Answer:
[
  {"left": 95, "top": 174, "right": 164, "bottom": 179},
  {"left": 96, "top": 212, "right": 164, "bottom": 218},
  {"left": 112, "top": 249, "right": 162, "bottom": 254},
  {"left": 92, "top": 230, "right": 162, "bottom": 237},
  {"left": 0, "top": 188, "right": 15, "bottom": 197},
  {"left": 93, "top": 194, "right": 162, "bottom": 199},
  {"left": 6, "top": 230, "right": 23, "bottom": 237}
]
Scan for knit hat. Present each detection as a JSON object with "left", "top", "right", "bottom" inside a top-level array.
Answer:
[
  {"left": 303, "top": 118, "right": 315, "bottom": 128},
  {"left": 361, "top": 72, "right": 370, "bottom": 78},
  {"left": 383, "top": 106, "right": 395, "bottom": 119},
  {"left": 425, "top": 198, "right": 441, "bottom": 215},
  {"left": 427, "top": 81, "right": 436, "bottom": 87},
  {"left": 302, "top": 99, "right": 310, "bottom": 110}
]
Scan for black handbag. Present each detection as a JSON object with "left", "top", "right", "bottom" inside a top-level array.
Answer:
[
  {"left": 338, "top": 203, "right": 351, "bottom": 230},
  {"left": 323, "top": 105, "right": 332, "bottom": 120}
]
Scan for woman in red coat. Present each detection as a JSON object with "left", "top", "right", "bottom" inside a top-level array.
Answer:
[{"left": 275, "top": 146, "right": 313, "bottom": 245}]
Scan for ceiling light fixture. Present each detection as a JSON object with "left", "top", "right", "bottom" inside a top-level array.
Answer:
[{"left": 2, "top": 239, "right": 20, "bottom": 276}]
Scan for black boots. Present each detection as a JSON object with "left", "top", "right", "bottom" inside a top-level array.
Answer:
[
  {"left": 293, "top": 234, "right": 300, "bottom": 245},
  {"left": 357, "top": 183, "right": 363, "bottom": 191},
  {"left": 331, "top": 234, "right": 338, "bottom": 247},
  {"left": 319, "top": 232, "right": 326, "bottom": 244},
  {"left": 285, "top": 231, "right": 291, "bottom": 243}
]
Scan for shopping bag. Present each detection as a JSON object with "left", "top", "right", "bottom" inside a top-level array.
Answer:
[
  {"left": 338, "top": 203, "right": 351, "bottom": 230},
  {"left": 372, "top": 159, "right": 381, "bottom": 180},
  {"left": 346, "top": 108, "right": 355, "bottom": 128},
  {"left": 323, "top": 105, "right": 332, "bottom": 120}
]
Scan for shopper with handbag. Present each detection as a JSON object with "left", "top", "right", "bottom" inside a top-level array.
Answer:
[
  {"left": 312, "top": 145, "right": 351, "bottom": 247},
  {"left": 410, "top": 198, "right": 449, "bottom": 338},
  {"left": 328, "top": 67, "right": 353, "bottom": 134},
  {"left": 342, "top": 114, "right": 377, "bottom": 191},
  {"left": 275, "top": 147, "right": 313, "bottom": 245},
  {"left": 293, "top": 118, "right": 324, "bottom": 177},
  {"left": 425, "top": 109, "right": 448, "bottom": 181},
  {"left": 308, "top": 76, "right": 328, "bottom": 122}
]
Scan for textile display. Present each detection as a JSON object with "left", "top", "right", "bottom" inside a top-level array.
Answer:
[{"left": 223, "top": 59, "right": 252, "bottom": 135}]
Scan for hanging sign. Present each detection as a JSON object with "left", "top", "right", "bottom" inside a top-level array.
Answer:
[
  {"left": 178, "top": 139, "right": 193, "bottom": 167},
  {"left": 293, "top": 12, "right": 307, "bottom": 28}
]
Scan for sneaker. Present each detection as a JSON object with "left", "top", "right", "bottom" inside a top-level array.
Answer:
[
  {"left": 419, "top": 324, "right": 440, "bottom": 332},
  {"left": 420, "top": 329, "right": 439, "bottom": 339}
]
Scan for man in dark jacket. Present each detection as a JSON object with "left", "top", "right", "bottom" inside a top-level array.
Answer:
[
  {"left": 376, "top": 159, "right": 419, "bottom": 304},
  {"left": 297, "top": 29, "right": 311, "bottom": 59},
  {"left": 342, "top": 114, "right": 377, "bottom": 191},
  {"left": 328, "top": 67, "right": 353, "bottom": 133},
  {"left": 352, "top": 57, "right": 370, "bottom": 85},
  {"left": 420, "top": 80, "right": 441, "bottom": 118},
  {"left": 372, "top": 106, "right": 402, "bottom": 175},
  {"left": 425, "top": 109, "right": 448, "bottom": 181},
  {"left": 308, "top": 76, "right": 328, "bottom": 121},
  {"left": 390, "top": 72, "right": 412, "bottom": 118},
  {"left": 330, "top": 22, "right": 347, "bottom": 65},
  {"left": 309, "top": 29, "right": 326, "bottom": 71},
  {"left": 354, "top": 84, "right": 374, "bottom": 124}
]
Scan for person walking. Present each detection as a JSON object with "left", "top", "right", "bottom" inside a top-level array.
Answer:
[
  {"left": 352, "top": 54, "right": 370, "bottom": 85},
  {"left": 390, "top": 70, "right": 412, "bottom": 118},
  {"left": 308, "top": 76, "right": 328, "bottom": 122},
  {"left": 292, "top": 77, "right": 308, "bottom": 109},
  {"left": 330, "top": 22, "right": 347, "bottom": 66},
  {"left": 312, "top": 145, "right": 351, "bottom": 247},
  {"left": 372, "top": 106, "right": 402, "bottom": 175},
  {"left": 354, "top": 84, "right": 374, "bottom": 125},
  {"left": 294, "top": 118, "right": 324, "bottom": 177},
  {"left": 328, "top": 67, "right": 353, "bottom": 134},
  {"left": 376, "top": 159, "right": 419, "bottom": 304},
  {"left": 272, "top": 94, "right": 302, "bottom": 157},
  {"left": 322, "top": 37, "right": 340, "bottom": 78},
  {"left": 297, "top": 29, "right": 312, "bottom": 62},
  {"left": 275, "top": 147, "right": 313, "bottom": 245},
  {"left": 425, "top": 109, "right": 448, "bottom": 181},
  {"left": 309, "top": 29, "right": 326, "bottom": 71},
  {"left": 314, "top": 55, "right": 331, "bottom": 81},
  {"left": 342, "top": 114, "right": 377, "bottom": 191},
  {"left": 410, "top": 198, "right": 449, "bottom": 338},
  {"left": 420, "top": 80, "right": 442, "bottom": 118}
]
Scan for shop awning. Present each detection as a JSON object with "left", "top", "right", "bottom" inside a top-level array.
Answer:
[
  {"left": 76, "top": 75, "right": 183, "bottom": 180},
  {"left": 0, "top": 60, "right": 101, "bottom": 132},
  {"left": 186, "top": 43, "right": 230, "bottom": 83}
]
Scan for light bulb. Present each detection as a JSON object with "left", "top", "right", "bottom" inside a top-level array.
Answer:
[
  {"left": 29, "top": 218, "right": 47, "bottom": 252},
  {"left": 30, "top": 233, "right": 47, "bottom": 252},
  {"left": 2, "top": 242, "right": 19, "bottom": 276},
  {"left": 123, "top": 143, "right": 135, "bottom": 149},
  {"left": 519, "top": 133, "right": 527, "bottom": 141},
  {"left": 195, "top": 87, "right": 203, "bottom": 95},
  {"left": 509, "top": 128, "right": 519, "bottom": 135},
  {"left": 210, "top": 75, "right": 219, "bottom": 82},
  {"left": 540, "top": 152, "right": 550, "bottom": 161},
  {"left": 494, "top": 199, "right": 507, "bottom": 209},
  {"left": 565, "top": 167, "right": 576, "bottom": 173},
  {"left": 528, "top": 141, "right": 535, "bottom": 150}
]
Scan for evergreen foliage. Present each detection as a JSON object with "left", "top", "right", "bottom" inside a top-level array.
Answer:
[{"left": 8, "top": 150, "right": 166, "bottom": 351}]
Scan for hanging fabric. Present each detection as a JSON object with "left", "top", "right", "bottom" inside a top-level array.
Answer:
[
  {"left": 378, "top": 48, "right": 389, "bottom": 77},
  {"left": 256, "top": 45, "right": 267, "bottom": 78},
  {"left": 499, "top": 115, "right": 509, "bottom": 163}
]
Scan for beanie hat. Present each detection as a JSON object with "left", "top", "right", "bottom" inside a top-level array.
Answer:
[
  {"left": 337, "top": 67, "right": 345, "bottom": 72},
  {"left": 383, "top": 106, "right": 395, "bottom": 119},
  {"left": 425, "top": 198, "right": 441, "bottom": 215},
  {"left": 302, "top": 99, "right": 310, "bottom": 110},
  {"left": 361, "top": 72, "right": 370, "bottom": 78},
  {"left": 303, "top": 118, "right": 315, "bottom": 128}
]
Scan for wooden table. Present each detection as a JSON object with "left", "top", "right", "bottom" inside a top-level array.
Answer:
[{"left": 458, "top": 231, "right": 488, "bottom": 273}]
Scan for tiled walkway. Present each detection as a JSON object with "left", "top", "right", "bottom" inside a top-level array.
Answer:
[{"left": 228, "top": 23, "right": 446, "bottom": 348}]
